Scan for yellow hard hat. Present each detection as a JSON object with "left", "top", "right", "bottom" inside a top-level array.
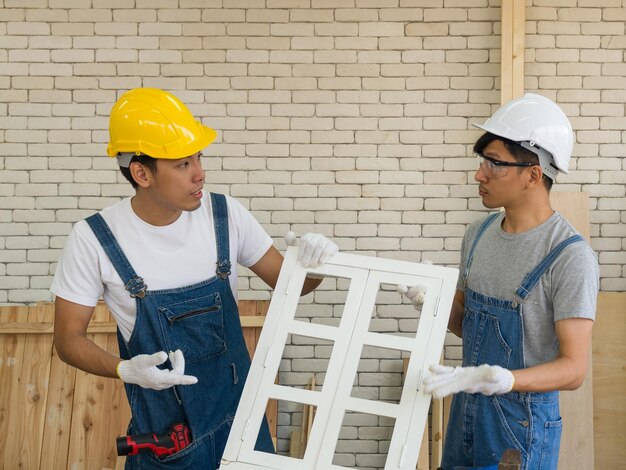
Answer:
[{"left": 106, "top": 88, "right": 217, "bottom": 160}]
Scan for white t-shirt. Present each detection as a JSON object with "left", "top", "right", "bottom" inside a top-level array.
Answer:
[{"left": 51, "top": 193, "right": 273, "bottom": 341}]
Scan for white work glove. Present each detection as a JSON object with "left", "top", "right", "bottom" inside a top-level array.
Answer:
[
  {"left": 423, "top": 364, "right": 514, "bottom": 399},
  {"left": 285, "top": 231, "right": 338, "bottom": 268},
  {"left": 117, "top": 349, "right": 198, "bottom": 391},
  {"left": 397, "top": 259, "right": 432, "bottom": 309},
  {"left": 397, "top": 284, "right": 426, "bottom": 309}
]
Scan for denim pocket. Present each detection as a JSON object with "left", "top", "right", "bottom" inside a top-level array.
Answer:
[
  {"left": 491, "top": 395, "right": 530, "bottom": 459},
  {"left": 136, "top": 435, "right": 214, "bottom": 469},
  {"left": 539, "top": 418, "right": 562, "bottom": 470},
  {"left": 462, "top": 309, "right": 512, "bottom": 369},
  {"left": 158, "top": 292, "right": 227, "bottom": 364}
]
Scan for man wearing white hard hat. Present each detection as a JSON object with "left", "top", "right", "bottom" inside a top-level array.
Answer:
[
  {"left": 51, "top": 88, "right": 337, "bottom": 469},
  {"left": 422, "top": 94, "right": 599, "bottom": 469}
]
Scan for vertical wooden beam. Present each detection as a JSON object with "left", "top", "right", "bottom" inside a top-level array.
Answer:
[{"left": 500, "top": 0, "right": 525, "bottom": 104}]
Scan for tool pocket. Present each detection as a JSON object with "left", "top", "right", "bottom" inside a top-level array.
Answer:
[{"left": 158, "top": 292, "right": 227, "bottom": 364}]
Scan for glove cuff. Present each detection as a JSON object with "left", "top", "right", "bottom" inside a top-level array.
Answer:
[
  {"left": 117, "top": 360, "right": 131, "bottom": 382},
  {"left": 500, "top": 368, "right": 515, "bottom": 394}
]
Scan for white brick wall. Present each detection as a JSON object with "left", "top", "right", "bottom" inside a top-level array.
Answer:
[{"left": 1, "top": 0, "right": 624, "bottom": 464}]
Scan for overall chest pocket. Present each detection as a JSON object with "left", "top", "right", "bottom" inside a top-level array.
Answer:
[
  {"left": 462, "top": 308, "right": 513, "bottom": 369},
  {"left": 157, "top": 293, "right": 227, "bottom": 364}
]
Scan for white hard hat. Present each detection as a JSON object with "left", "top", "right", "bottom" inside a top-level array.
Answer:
[{"left": 472, "top": 93, "right": 574, "bottom": 180}]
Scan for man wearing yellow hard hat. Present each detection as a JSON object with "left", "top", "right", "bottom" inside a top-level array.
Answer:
[{"left": 51, "top": 88, "right": 337, "bottom": 469}]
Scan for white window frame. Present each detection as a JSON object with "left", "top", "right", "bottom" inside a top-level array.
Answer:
[{"left": 221, "top": 247, "right": 458, "bottom": 470}]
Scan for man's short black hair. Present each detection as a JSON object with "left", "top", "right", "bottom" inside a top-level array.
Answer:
[
  {"left": 473, "top": 132, "right": 553, "bottom": 191},
  {"left": 120, "top": 154, "right": 158, "bottom": 189}
]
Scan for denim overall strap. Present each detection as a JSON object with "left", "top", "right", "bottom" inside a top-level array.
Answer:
[
  {"left": 463, "top": 212, "right": 500, "bottom": 287},
  {"left": 442, "top": 214, "right": 565, "bottom": 470},
  {"left": 514, "top": 234, "right": 584, "bottom": 302},
  {"left": 85, "top": 213, "right": 148, "bottom": 299},
  {"left": 210, "top": 193, "right": 232, "bottom": 280}
]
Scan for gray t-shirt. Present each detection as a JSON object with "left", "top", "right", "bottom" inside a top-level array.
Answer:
[{"left": 457, "top": 211, "right": 599, "bottom": 367}]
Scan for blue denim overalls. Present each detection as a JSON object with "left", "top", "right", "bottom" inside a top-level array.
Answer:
[
  {"left": 86, "top": 193, "right": 274, "bottom": 469},
  {"left": 441, "top": 213, "right": 583, "bottom": 470}
]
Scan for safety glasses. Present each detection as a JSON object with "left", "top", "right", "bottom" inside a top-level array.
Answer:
[{"left": 476, "top": 153, "right": 536, "bottom": 179}]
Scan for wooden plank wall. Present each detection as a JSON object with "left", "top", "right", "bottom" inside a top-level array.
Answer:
[
  {"left": 593, "top": 292, "right": 626, "bottom": 469},
  {"left": 0, "top": 300, "right": 272, "bottom": 470}
]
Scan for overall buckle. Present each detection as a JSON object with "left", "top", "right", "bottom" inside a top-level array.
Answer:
[
  {"left": 125, "top": 276, "right": 147, "bottom": 298},
  {"left": 216, "top": 260, "right": 231, "bottom": 280}
]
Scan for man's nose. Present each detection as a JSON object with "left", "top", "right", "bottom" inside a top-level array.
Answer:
[
  {"left": 474, "top": 165, "right": 487, "bottom": 182},
  {"left": 192, "top": 158, "right": 204, "bottom": 181}
]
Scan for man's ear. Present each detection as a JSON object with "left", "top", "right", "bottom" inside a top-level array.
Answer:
[
  {"left": 527, "top": 165, "right": 544, "bottom": 187},
  {"left": 129, "top": 161, "right": 151, "bottom": 189}
]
